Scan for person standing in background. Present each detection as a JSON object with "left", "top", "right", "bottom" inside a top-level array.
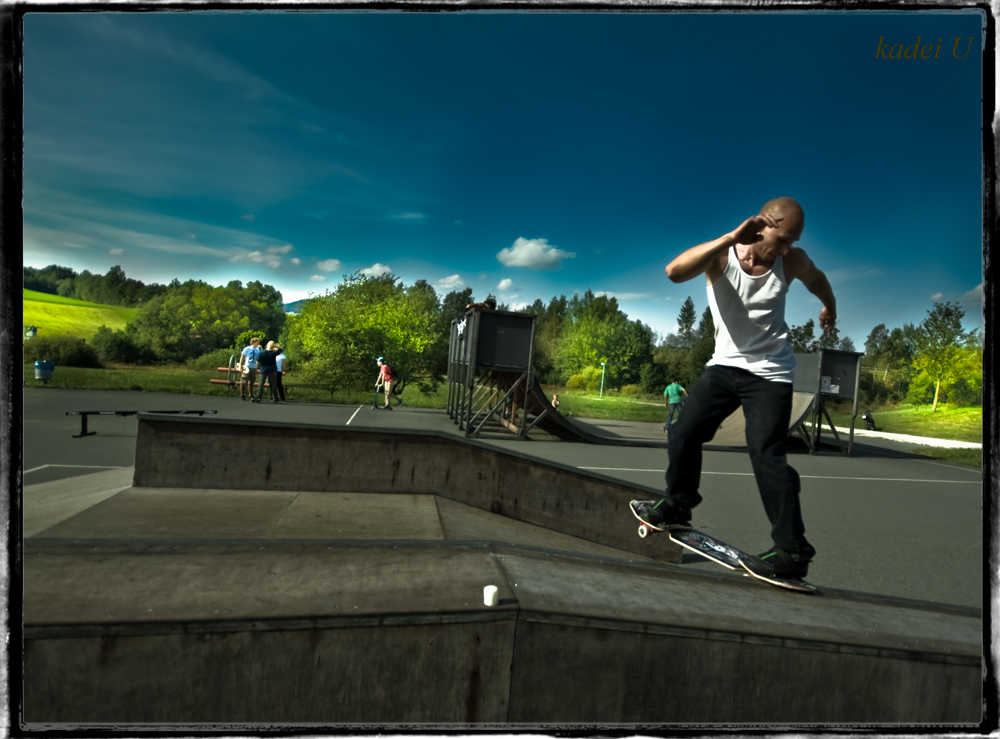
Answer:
[
  {"left": 254, "top": 341, "right": 281, "bottom": 404},
  {"left": 662, "top": 379, "right": 688, "bottom": 433},
  {"left": 274, "top": 346, "right": 287, "bottom": 403},
  {"left": 238, "top": 337, "right": 261, "bottom": 401}
]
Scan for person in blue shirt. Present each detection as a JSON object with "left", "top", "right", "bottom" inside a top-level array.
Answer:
[{"left": 238, "top": 338, "right": 261, "bottom": 401}]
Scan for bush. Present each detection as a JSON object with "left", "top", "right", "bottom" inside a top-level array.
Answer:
[
  {"left": 236, "top": 330, "right": 267, "bottom": 350},
  {"left": 565, "top": 373, "right": 585, "bottom": 390},
  {"left": 23, "top": 335, "right": 101, "bottom": 368},
  {"left": 90, "top": 326, "right": 154, "bottom": 365},
  {"left": 948, "top": 377, "right": 982, "bottom": 407},
  {"left": 187, "top": 347, "right": 241, "bottom": 371},
  {"left": 620, "top": 384, "right": 640, "bottom": 396}
]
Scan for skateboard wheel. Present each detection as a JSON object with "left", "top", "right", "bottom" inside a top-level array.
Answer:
[{"left": 638, "top": 524, "right": 648, "bottom": 539}]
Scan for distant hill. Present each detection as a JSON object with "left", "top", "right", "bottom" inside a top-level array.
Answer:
[
  {"left": 23, "top": 289, "right": 137, "bottom": 340},
  {"left": 283, "top": 297, "right": 315, "bottom": 314}
]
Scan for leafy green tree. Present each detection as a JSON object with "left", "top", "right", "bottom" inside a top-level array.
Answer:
[
  {"left": 912, "top": 302, "right": 972, "bottom": 411},
  {"left": 639, "top": 361, "right": 666, "bottom": 395},
  {"left": 532, "top": 295, "right": 569, "bottom": 384},
  {"left": 289, "top": 272, "right": 438, "bottom": 394},
  {"left": 126, "top": 279, "right": 285, "bottom": 363},
  {"left": 553, "top": 294, "right": 655, "bottom": 388},
  {"left": 788, "top": 319, "right": 817, "bottom": 353},
  {"left": 236, "top": 330, "right": 266, "bottom": 349}
]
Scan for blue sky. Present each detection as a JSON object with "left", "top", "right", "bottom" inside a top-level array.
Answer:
[{"left": 22, "top": 10, "right": 986, "bottom": 348}]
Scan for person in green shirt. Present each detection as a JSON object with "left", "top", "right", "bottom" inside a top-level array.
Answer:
[{"left": 662, "top": 379, "right": 688, "bottom": 433}]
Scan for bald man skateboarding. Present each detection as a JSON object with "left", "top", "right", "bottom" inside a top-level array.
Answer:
[{"left": 633, "top": 197, "right": 837, "bottom": 583}]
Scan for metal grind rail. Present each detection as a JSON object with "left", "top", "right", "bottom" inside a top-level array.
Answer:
[{"left": 66, "top": 410, "right": 218, "bottom": 438}]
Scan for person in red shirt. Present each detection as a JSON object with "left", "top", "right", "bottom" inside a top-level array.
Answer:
[{"left": 376, "top": 357, "right": 403, "bottom": 410}]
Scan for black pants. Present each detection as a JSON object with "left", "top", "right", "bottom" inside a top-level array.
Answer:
[
  {"left": 275, "top": 371, "right": 285, "bottom": 401},
  {"left": 664, "top": 365, "right": 814, "bottom": 558},
  {"left": 256, "top": 368, "right": 278, "bottom": 400}
]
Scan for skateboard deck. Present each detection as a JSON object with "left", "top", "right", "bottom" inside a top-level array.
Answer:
[{"left": 629, "top": 500, "right": 818, "bottom": 593}]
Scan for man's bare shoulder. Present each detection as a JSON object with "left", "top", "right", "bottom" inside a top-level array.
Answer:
[
  {"left": 705, "top": 246, "right": 730, "bottom": 283},
  {"left": 782, "top": 245, "right": 817, "bottom": 282}
]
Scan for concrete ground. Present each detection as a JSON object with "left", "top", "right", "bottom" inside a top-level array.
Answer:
[{"left": 22, "top": 387, "right": 985, "bottom": 609}]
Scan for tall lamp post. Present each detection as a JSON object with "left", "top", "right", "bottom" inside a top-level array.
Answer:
[{"left": 600, "top": 362, "right": 606, "bottom": 397}]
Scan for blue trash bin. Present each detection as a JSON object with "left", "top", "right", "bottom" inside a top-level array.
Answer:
[{"left": 34, "top": 359, "right": 54, "bottom": 383}]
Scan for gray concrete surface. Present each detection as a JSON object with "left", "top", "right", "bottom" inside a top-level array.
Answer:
[
  {"left": 21, "top": 387, "right": 985, "bottom": 607},
  {"left": 17, "top": 387, "right": 986, "bottom": 726}
]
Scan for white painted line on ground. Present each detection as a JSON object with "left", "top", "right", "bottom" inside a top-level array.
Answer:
[
  {"left": 24, "top": 464, "right": 125, "bottom": 474},
  {"left": 578, "top": 467, "right": 981, "bottom": 484},
  {"left": 917, "top": 459, "right": 983, "bottom": 474},
  {"left": 346, "top": 405, "right": 363, "bottom": 425}
]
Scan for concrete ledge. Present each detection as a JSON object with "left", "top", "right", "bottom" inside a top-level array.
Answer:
[
  {"left": 131, "top": 415, "right": 681, "bottom": 562},
  {"left": 23, "top": 539, "right": 981, "bottom": 725}
]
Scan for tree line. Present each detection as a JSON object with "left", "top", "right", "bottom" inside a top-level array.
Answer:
[
  {"left": 24, "top": 264, "right": 981, "bottom": 409},
  {"left": 24, "top": 264, "right": 169, "bottom": 307}
]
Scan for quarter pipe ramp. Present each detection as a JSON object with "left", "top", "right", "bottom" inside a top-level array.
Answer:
[{"left": 523, "top": 378, "right": 815, "bottom": 451}]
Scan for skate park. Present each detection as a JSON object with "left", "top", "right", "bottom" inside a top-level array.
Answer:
[{"left": 19, "top": 310, "right": 984, "bottom": 726}]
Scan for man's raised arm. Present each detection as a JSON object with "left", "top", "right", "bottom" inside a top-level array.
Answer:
[{"left": 665, "top": 214, "right": 781, "bottom": 283}]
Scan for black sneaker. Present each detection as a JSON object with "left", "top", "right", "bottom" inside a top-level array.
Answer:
[
  {"left": 396, "top": 397, "right": 403, "bottom": 407},
  {"left": 633, "top": 499, "right": 691, "bottom": 529},
  {"left": 741, "top": 547, "right": 811, "bottom": 580}
]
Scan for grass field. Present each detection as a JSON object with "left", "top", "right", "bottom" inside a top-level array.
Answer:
[
  {"left": 824, "top": 404, "right": 982, "bottom": 443},
  {"left": 22, "top": 367, "right": 983, "bottom": 468},
  {"left": 23, "top": 289, "right": 137, "bottom": 340}
]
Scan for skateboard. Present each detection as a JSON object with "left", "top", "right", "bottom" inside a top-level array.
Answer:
[{"left": 629, "top": 500, "right": 817, "bottom": 593}]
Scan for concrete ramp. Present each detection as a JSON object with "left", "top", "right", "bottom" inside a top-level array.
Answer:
[
  {"left": 523, "top": 377, "right": 668, "bottom": 447},
  {"left": 523, "top": 377, "right": 815, "bottom": 451},
  {"left": 702, "top": 390, "right": 816, "bottom": 450}
]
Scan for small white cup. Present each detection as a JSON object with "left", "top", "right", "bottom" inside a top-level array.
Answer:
[{"left": 483, "top": 585, "right": 498, "bottom": 607}]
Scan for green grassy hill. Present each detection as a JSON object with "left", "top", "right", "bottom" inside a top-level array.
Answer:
[{"left": 23, "top": 289, "right": 138, "bottom": 340}]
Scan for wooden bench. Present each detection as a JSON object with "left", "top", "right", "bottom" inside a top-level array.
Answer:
[{"left": 209, "top": 371, "right": 340, "bottom": 402}]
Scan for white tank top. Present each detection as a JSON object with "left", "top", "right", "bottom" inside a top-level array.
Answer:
[{"left": 705, "top": 248, "right": 796, "bottom": 383}]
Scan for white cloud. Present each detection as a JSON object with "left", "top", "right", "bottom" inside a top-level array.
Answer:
[
  {"left": 497, "top": 278, "right": 514, "bottom": 291},
  {"left": 509, "top": 301, "right": 529, "bottom": 311},
  {"left": 436, "top": 274, "right": 464, "bottom": 290},
  {"left": 361, "top": 263, "right": 392, "bottom": 277},
  {"left": 309, "top": 275, "right": 327, "bottom": 283},
  {"left": 961, "top": 283, "right": 983, "bottom": 307},
  {"left": 316, "top": 258, "right": 341, "bottom": 272},
  {"left": 268, "top": 244, "right": 293, "bottom": 254},
  {"left": 497, "top": 237, "right": 575, "bottom": 270},
  {"left": 241, "top": 214, "right": 256, "bottom": 222},
  {"left": 230, "top": 250, "right": 282, "bottom": 268},
  {"left": 595, "top": 290, "right": 654, "bottom": 301},
  {"left": 391, "top": 212, "right": 427, "bottom": 220},
  {"left": 291, "top": 258, "right": 301, "bottom": 266},
  {"left": 109, "top": 248, "right": 123, "bottom": 255},
  {"left": 930, "top": 292, "right": 944, "bottom": 300}
]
